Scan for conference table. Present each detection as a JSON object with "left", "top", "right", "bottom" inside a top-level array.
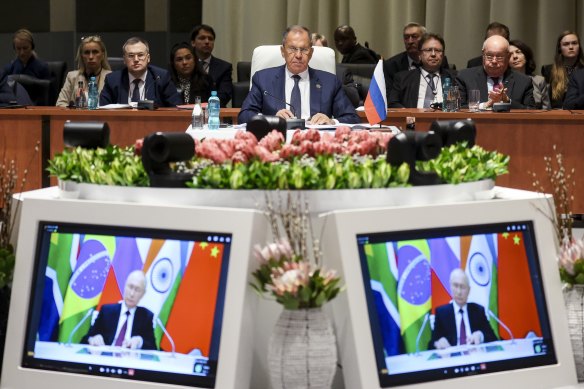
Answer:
[{"left": 1, "top": 106, "right": 582, "bottom": 213}]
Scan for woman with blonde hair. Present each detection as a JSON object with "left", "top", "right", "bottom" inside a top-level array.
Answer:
[
  {"left": 56, "top": 35, "right": 112, "bottom": 107},
  {"left": 541, "top": 30, "right": 584, "bottom": 108}
]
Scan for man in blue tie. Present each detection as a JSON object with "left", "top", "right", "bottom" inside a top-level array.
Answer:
[
  {"left": 238, "top": 25, "right": 360, "bottom": 125},
  {"left": 99, "top": 37, "right": 181, "bottom": 107},
  {"left": 429, "top": 268, "right": 498, "bottom": 350},
  {"left": 82, "top": 270, "right": 156, "bottom": 350}
]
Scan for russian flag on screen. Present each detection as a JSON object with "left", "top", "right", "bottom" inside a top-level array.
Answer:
[{"left": 364, "top": 60, "right": 387, "bottom": 125}]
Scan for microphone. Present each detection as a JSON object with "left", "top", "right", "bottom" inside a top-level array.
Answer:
[
  {"left": 67, "top": 307, "right": 95, "bottom": 346},
  {"left": 263, "top": 90, "right": 305, "bottom": 130},
  {"left": 415, "top": 312, "right": 431, "bottom": 355},
  {"left": 139, "top": 69, "right": 160, "bottom": 110},
  {"left": 263, "top": 90, "right": 297, "bottom": 118},
  {"left": 155, "top": 316, "right": 176, "bottom": 357},
  {"left": 487, "top": 309, "right": 514, "bottom": 343}
]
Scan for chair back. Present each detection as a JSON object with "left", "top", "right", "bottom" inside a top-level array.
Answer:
[
  {"left": 8, "top": 74, "right": 51, "bottom": 106},
  {"left": 236, "top": 61, "right": 251, "bottom": 82},
  {"left": 108, "top": 57, "right": 126, "bottom": 71},
  {"left": 47, "top": 61, "right": 67, "bottom": 105},
  {"left": 249, "top": 45, "right": 336, "bottom": 89}
]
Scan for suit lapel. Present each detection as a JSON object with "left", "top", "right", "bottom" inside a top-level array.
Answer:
[
  {"left": 407, "top": 70, "right": 422, "bottom": 107},
  {"left": 120, "top": 70, "right": 130, "bottom": 104},
  {"left": 271, "top": 66, "right": 286, "bottom": 111},
  {"left": 478, "top": 68, "right": 489, "bottom": 103},
  {"left": 308, "top": 67, "right": 321, "bottom": 117}
]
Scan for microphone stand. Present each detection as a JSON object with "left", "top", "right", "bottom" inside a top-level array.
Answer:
[
  {"left": 488, "top": 309, "right": 515, "bottom": 344},
  {"left": 415, "top": 312, "right": 431, "bottom": 355},
  {"left": 66, "top": 307, "right": 95, "bottom": 347},
  {"left": 156, "top": 316, "right": 176, "bottom": 358}
]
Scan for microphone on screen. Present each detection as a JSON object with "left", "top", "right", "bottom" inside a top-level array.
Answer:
[{"left": 139, "top": 71, "right": 160, "bottom": 110}]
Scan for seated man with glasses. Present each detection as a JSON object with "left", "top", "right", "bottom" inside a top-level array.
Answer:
[
  {"left": 456, "top": 35, "right": 535, "bottom": 109},
  {"left": 388, "top": 33, "right": 457, "bottom": 108},
  {"left": 238, "top": 25, "right": 360, "bottom": 125},
  {"left": 100, "top": 36, "right": 181, "bottom": 107}
]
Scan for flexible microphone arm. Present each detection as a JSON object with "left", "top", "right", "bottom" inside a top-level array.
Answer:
[
  {"left": 263, "top": 90, "right": 297, "bottom": 118},
  {"left": 488, "top": 309, "right": 514, "bottom": 344},
  {"left": 415, "top": 312, "right": 430, "bottom": 355},
  {"left": 156, "top": 316, "right": 176, "bottom": 357},
  {"left": 67, "top": 307, "right": 95, "bottom": 347}
]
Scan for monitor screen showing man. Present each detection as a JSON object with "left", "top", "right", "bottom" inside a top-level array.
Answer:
[{"left": 82, "top": 270, "right": 156, "bottom": 350}]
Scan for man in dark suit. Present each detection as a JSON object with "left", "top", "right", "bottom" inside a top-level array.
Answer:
[
  {"left": 191, "top": 24, "right": 233, "bottom": 107},
  {"left": 333, "top": 25, "right": 378, "bottom": 64},
  {"left": 389, "top": 33, "right": 456, "bottom": 108},
  {"left": 562, "top": 68, "right": 584, "bottom": 109},
  {"left": 456, "top": 35, "right": 535, "bottom": 109},
  {"left": 238, "top": 25, "right": 359, "bottom": 125},
  {"left": 383, "top": 23, "right": 450, "bottom": 97},
  {"left": 99, "top": 37, "right": 181, "bottom": 107},
  {"left": 430, "top": 268, "right": 498, "bottom": 350},
  {"left": 82, "top": 270, "right": 156, "bottom": 350},
  {"left": 466, "top": 22, "right": 510, "bottom": 69}
]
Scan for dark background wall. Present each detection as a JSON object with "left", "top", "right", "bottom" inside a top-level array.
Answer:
[{"left": 0, "top": 0, "right": 202, "bottom": 76}]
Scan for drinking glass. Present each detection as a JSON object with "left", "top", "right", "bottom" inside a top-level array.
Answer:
[{"left": 468, "top": 89, "right": 480, "bottom": 112}]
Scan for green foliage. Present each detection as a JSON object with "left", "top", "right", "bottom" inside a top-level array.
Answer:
[
  {"left": 47, "top": 146, "right": 149, "bottom": 187},
  {"left": 188, "top": 154, "right": 410, "bottom": 190},
  {"left": 0, "top": 245, "right": 14, "bottom": 289},
  {"left": 417, "top": 142, "right": 510, "bottom": 184}
]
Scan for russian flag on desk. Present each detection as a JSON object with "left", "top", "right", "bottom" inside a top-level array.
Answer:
[{"left": 364, "top": 59, "right": 387, "bottom": 125}]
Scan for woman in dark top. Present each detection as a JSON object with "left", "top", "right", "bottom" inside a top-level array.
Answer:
[
  {"left": 2, "top": 28, "right": 50, "bottom": 80},
  {"left": 541, "top": 30, "right": 584, "bottom": 108},
  {"left": 169, "top": 42, "right": 212, "bottom": 104}
]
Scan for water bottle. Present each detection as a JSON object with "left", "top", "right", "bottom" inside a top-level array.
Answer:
[
  {"left": 207, "top": 91, "right": 221, "bottom": 130},
  {"left": 192, "top": 96, "right": 203, "bottom": 130},
  {"left": 87, "top": 76, "right": 98, "bottom": 110},
  {"left": 75, "top": 81, "right": 87, "bottom": 108},
  {"left": 442, "top": 77, "right": 451, "bottom": 112}
]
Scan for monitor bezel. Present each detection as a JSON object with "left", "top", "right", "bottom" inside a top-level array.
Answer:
[
  {"left": 1, "top": 193, "right": 267, "bottom": 389},
  {"left": 320, "top": 190, "right": 577, "bottom": 389}
]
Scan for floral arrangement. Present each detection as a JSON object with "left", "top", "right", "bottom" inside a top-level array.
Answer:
[
  {"left": 48, "top": 128, "right": 510, "bottom": 190},
  {"left": 531, "top": 146, "right": 583, "bottom": 285},
  {"left": 250, "top": 193, "right": 341, "bottom": 310}
]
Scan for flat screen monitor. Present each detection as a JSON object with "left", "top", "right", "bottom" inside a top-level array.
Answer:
[
  {"left": 321, "top": 190, "right": 577, "bottom": 389},
  {"left": 2, "top": 193, "right": 267, "bottom": 389}
]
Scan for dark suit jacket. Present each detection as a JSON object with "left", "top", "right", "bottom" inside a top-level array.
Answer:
[
  {"left": 208, "top": 56, "right": 233, "bottom": 107},
  {"left": 388, "top": 67, "right": 457, "bottom": 108},
  {"left": 3, "top": 56, "right": 50, "bottom": 80},
  {"left": 562, "top": 68, "right": 584, "bottom": 109},
  {"left": 455, "top": 66, "right": 535, "bottom": 109},
  {"left": 341, "top": 43, "right": 378, "bottom": 64},
  {"left": 99, "top": 65, "right": 182, "bottom": 107},
  {"left": 82, "top": 304, "right": 157, "bottom": 350},
  {"left": 383, "top": 51, "right": 450, "bottom": 101},
  {"left": 429, "top": 302, "right": 498, "bottom": 350},
  {"left": 238, "top": 65, "right": 360, "bottom": 124}
]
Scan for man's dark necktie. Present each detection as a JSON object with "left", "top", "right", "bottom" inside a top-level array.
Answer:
[
  {"left": 131, "top": 79, "right": 141, "bottom": 102},
  {"left": 491, "top": 77, "right": 501, "bottom": 91},
  {"left": 290, "top": 74, "right": 301, "bottom": 118},
  {"left": 459, "top": 308, "right": 467, "bottom": 345},
  {"left": 114, "top": 311, "right": 130, "bottom": 346},
  {"left": 423, "top": 73, "right": 436, "bottom": 108}
]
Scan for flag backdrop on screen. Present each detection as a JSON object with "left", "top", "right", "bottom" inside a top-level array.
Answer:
[
  {"left": 161, "top": 241, "right": 225, "bottom": 356},
  {"left": 97, "top": 236, "right": 144, "bottom": 309},
  {"left": 498, "top": 231, "right": 541, "bottom": 339},
  {"left": 365, "top": 242, "right": 403, "bottom": 357},
  {"left": 58, "top": 234, "right": 114, "bottom": 344},
  {"left": 364, "top": 59, "right": 387, "bottom": 125},
  {"left": 38, "top": 232, "right": 77, "bottom": 341},
  {"left": 396, "top": 240, "right": 432, "bottom": 354}
]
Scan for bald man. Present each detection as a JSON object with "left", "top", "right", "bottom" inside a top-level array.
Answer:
[
  {"left": 82, "top": 270, "right": 156, "bottom": 350},
  {"left": 456, "top": 35, "right": 535, "bottom": 109},
  {"left": 429, "top": 268, "right": 498, "bottom": 350}
]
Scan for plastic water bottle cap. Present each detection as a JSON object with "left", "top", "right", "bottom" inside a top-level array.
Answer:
[{"left": 211, "top": 91, "right": 217, "bottom": 96}]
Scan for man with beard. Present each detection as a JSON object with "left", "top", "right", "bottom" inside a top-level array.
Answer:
[{"left": 388, "top": 33, "right": 456, "bottom": 108}]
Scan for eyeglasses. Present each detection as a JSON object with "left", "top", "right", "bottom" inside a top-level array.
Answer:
[
  {"left": 483, "top": 53, "right": 507, "bottom": 62},
  {"left": 284, "top": 46, "right": 311, "bottom": 55},
  {"left": 420, "top": 48, "right": 444, "bottom": 54},
  {"left": 125, "top": 52, "right": 148, "bottom": 60}
]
